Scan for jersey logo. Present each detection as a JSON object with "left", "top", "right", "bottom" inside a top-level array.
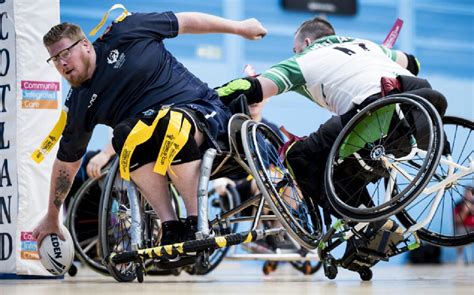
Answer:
[
  {"left": 88, "top": 93, "right": 98, "bottom": 108},
  {"left": 107, "top": 49, "right": 126, "bottom": 69},
  {"left": 107, "top": 49, "right": 119, "bottom": 64}
]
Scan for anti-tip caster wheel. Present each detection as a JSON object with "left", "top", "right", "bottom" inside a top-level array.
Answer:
[
  {"left": 135, "top": 263, "right": 144, "bottom": 283},
  {"left": 263, "top": 261, "right": 278, "bottom": 275},
  {"left": 67, "top": 263, "right": 78, "bottom": 277},
  {"left": 323, "top": 258, "right": 338, "bottom": 280},
  {"left": 359, "top": 267, "right": 373, "bottom": 281}
]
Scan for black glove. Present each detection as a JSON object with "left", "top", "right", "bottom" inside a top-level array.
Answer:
[
  {"left": 405, "top": 53, "right": 420, "bottom": 76},
  {"left": 215, "top": 77, "right": 263, "bottom": 105}
]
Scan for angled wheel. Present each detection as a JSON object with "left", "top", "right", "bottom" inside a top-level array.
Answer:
[
  {"left": 242, "top": 121, "right": 323, "bottom": 250},
  {"left": 66, "top": 168, "right": 110, "bottom": 275},
  {"left": 396, "top": 116, "right": 474, "bottom": 246},
  {"left": 99, "top": 158, "right": 139, "bottom": 282},
  {"left": 325, "top": 95, "right": 444, "bottom": 221}
]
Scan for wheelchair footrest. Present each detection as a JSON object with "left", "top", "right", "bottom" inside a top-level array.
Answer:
[
  {"left": 339, "top": 229, "right": 405, "bottom": 272},
  {"left": 110, "top": 227, "right": 285, "bottom": 265}
]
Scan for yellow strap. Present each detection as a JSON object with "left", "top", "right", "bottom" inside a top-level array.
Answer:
[
  {"left": 119, "top": 108, "right": 170, "bottom": 180},
  {"left": 31, "top": 110, "right": 67, "bottom": 164},
  {"left": 89, "top": 4, "right": 131, "bottom": 36},
  {"left": 153, "top": 111, "right": 192, "bottom": 176}
]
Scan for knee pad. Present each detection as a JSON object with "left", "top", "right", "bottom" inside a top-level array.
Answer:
[{"left": 112, "top": 118, "right": 138, "bottom": 153}]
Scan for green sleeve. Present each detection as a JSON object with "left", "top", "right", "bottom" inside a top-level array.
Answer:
[
  {"left": 379, "top": 45, "right": 397, "bottom": 62},
  {"left": 261, "top": 57, "right": 306, "bottom": 94}
]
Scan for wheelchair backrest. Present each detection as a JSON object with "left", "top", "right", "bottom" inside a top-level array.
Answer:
[{"left": 227, "top": 94, "right": 251, "bottom": 117}]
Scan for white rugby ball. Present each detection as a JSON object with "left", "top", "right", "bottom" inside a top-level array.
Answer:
[{"left": 39, "top": 225, "right": 75, "bottom": 276}]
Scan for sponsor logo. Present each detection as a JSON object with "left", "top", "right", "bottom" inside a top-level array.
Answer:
[
  {"left": 88, "top": 93, "right": 98, "bottom": 108},
  {"left": 21, "top": 80, "right": 59, "bottom": 109},
  {"left": 107, "top": 49, "right": 119, "bottom": 64},
  {"left": 107, "top": 49, "right": 126, "bottom": 69},
  {"left": 50, "top": 234, "right": 63, "bottom": 259},
  {"left": 20, "top": 231, "right": 39, "bottom": 260},
  {"left": 142, "top": 109, "right": 156, "bottom": 117},
  {"left": 47, "top": 253, "right": 66, "bottom": 275}
]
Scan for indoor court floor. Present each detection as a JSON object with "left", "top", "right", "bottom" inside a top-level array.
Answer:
[{"left": 2, "top": 261, "right": 473, "bottom": 295}]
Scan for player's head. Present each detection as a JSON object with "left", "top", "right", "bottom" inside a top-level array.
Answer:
[
  {"left": 44, "top": 23, "right": 95, "bottom": 87},
  {"left": 293, "top": 17, "right": 335, "bottom": 54}
]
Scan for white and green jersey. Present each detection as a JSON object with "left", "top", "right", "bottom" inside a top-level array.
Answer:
[{"left": 261, "top": 35, "right": 413, "bottom": 115}]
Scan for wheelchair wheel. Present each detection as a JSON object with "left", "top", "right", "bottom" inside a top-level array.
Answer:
[
  {"left": 66, "top": 169, "right": 109, "bottom": 275},
  {"left": 325, "top": 95, "right": 444, "bottom": 221},
  {"left": 194, "top": 185, "right": 240, "bottom": 275},
  {"left": 99, "top": 158, "right": 139, "bottom": 282},
  {"left": 396, "top": 116, "right": 474, "bottom": 246},
  {"left": 99, "top": 158, "right": 178, "bottom": 281},
  {"left": 243, "top": 121, "right": 323, "bottom": 250}
]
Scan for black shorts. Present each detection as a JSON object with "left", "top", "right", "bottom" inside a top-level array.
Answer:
[{"left": 112, "top": 99, "right": 231, "bottom": 172}]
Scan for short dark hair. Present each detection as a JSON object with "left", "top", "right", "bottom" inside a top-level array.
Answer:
[
  {"left": 295, "top": 17, "right": 335, "bottom": 42},
  {"left": 43, "top": 22, "right": 86, "bottom": 47}
]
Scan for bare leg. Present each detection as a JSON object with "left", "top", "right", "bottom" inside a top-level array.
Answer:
[
  {"left": 169, "top": 160, "right": 201, "bottom": 216},
  {"left": 130, "top": 163, "right": 177, "bottom": 222},
  {"left": 168, "top": 128, "right": 204, "bottom": 216},
  {"left": 131, "top": 128, "right": 204, "bottom": 220}
]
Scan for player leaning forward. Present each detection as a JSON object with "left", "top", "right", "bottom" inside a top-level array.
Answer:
[
  {"left": 32, "top": 11, "right": 267, "bottom": 246},
  {"left": 218, "top": 17, "right": 447, "bottom": 215}
]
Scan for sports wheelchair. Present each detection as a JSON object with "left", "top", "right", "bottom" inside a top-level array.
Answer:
[
  {"left": 65, "top": 163, "right": 236, "bottom": 277},
  {"left": 101, "top": 92, "right": 473, "bottom": 282},
  {"left": 316, "top": 92, "right": 473, "bottom": 280},
  {"left": 100, "top": 95, "right": 322, "bottom": 282}
]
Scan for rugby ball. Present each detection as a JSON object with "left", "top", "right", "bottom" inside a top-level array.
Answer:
[{"left": 39, "top": 225, "right": 75, "bottom": 276}]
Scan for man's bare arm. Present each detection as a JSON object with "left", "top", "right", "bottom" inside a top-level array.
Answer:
[
  {"left": 33, "top": 158, "right": 81, "bottom": 244},
  {"left": 176, "top": 12, "right": 266, "bottom": 40},
  {"left": 49, "top": 158, "right": 81, "bottom": 215}
]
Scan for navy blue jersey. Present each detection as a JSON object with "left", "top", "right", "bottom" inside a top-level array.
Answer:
[{"left": 58, "top": 12, "right": 219, "bottom": 162}]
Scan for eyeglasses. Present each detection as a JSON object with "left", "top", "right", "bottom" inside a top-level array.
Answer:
[{"left": 46, "top": 39, "right": 84, "bottom": 65}]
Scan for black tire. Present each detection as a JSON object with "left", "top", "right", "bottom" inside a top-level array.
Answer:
[
  {"left": 323, "top": 260, "right": 338, "bottom": 280},
  {"left": 359, "top": 267, "right": 373, "bottom": 281},
  {"left": 242, "top": 121, "right": 323, "bottom": 250},
  {"left": 194, "top": 185, "right": 240, "bottom": 275},
  {"left": 325, "top": 95, "right": 444, "bottom": 221},
  {"left": 290, "top": 261, "right": 322, "bottom": 275},
  {"left": 396, "top": 116, "right": 474, "bottom": 246},
  {"left": 66, "top": 169, "right": 110, "bottom": 275},
  {"left": 67, "top": 263, "right": 78, "bottom": 277}
]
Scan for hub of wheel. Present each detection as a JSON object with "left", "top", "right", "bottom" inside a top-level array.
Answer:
[{"left": 370, "top": 145, "right": 385, "bottom": 160}]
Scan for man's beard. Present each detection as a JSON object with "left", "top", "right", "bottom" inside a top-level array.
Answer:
[
  {"left": 66, "top": 58, "right": 91, "bottom": 88},
  {"left": 66, "top": 75, "right": 84, "bottom": 88}
]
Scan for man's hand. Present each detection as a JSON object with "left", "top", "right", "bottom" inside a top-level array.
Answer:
[
  {"left": 86, "top": 151, "right": 110, "bottom": 178},
  {"left": 213, "top": 178, "right": 236, "bottom": 196},
  {"left": 32, "top": 214, "right": 65, "bottom": 248},
  {"left": 87, "top": 143, "right": 115, "bottom": 178},
  {"left": 238, "top": 18, "right": 267, "bottom": 40}
]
